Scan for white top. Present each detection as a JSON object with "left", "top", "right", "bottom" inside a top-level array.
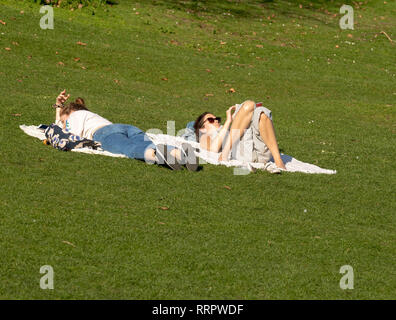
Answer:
[{"left": 64, "top": 110, "right": 112, "bottom": 139}]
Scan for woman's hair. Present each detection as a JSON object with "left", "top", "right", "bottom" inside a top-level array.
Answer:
[
  {"left": 60, "top": 97, "right": 88, "bottom": 117},
  {"left": 193, "top": 112, "right": 210, "bottom": 142}
]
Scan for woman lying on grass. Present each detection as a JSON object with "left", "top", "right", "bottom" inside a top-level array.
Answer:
[
  {"left": 194, "top": 100, "right": 286, "bottom": 172},
  {"left": 53, "top": 90, "right": 198, "bottom": 171}
]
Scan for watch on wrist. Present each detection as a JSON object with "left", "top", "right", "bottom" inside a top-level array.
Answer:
[{"left": 52, "top": 103, "right": 64, "bottom": 109}]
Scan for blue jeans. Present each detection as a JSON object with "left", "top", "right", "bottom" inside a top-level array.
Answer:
[{"left": 93, "top": 124, "right": 156, "bottom": 161}]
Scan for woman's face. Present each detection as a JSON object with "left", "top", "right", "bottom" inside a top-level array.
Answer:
[{"left": 201, "top": 113, "right": 221, "bottom": 131}]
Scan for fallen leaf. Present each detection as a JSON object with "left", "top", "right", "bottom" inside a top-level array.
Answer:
[
  {"left": 220, "top": 41, "right": 226, "bottom": 45},
  {"left": 335, "top": 45, "right": 339, "bottom": 48},
  {"left": 55, "top": 51, "right": 59, "bottom": 54},
  {"left": 114, "top": 79, "right": 120, "bottom": 84},
  {"left": 159, "top": 206, "right": 169, "bottom": 210},
  {"left": 12, "top": 113, "right": 22, "bottom": 117},
  {"left": 256, "top": 44, "right": 263, "bottom": 48},
  {"left": 57, "top": 61, "right": 64, "bottom": 66},
  {"left": 17, "top": 79, "right": 22, "bottom": 82},
  {"left": 12, "top": 41, "right": 19, "bottom": 46},
  {"left": 299, "top": 4, "right": 303, "bottom": 9},
  {"left": 158, "top": 222, "right": 166, "bottom": 225},
  {"left": 205, "top": 93, "right": 213, "bottom": 97},
  {"left": 73, "top": 57, "right": 80, "bottom": 62},
  {"left": 269, "top": 68, "right": 274, "bottom": 72},
  {"left": 5, "top": 47, "right": 11, "bottom": 51},
  {"left": 27, "top": 55, "right": 32, "bottom": 59},
  {"left": 81, "top": 66, "right": 86, "bottom": 70},
  {"left": 76, "top": 41, "right": 87, "bottom": 46},
  {"left": 224, "top": 185, "right": 231, "bottom": 190},
  {"left": 0, "top": 20, "right": 6, "bottom": 25},
  {"left": 78, "top": 3, "right": 83, "bottom": 9},
  {"left": 205, "top": 69, "right": 211, "bottom": 72},
  {"left": 228, "top": 88, "right": 236, "bottom": 93},
  {"left": 62, "top": 240, "right": 76, "bottom": 247},
  {"left": 170, "top": 39, "right": 180, "bottom": 46},
  {"left": 161, "top": 77, "right": 168, "bottom": 81},
  {"left": 347, "top": 34, "right": 353, "bottom": 38},
  {"left": 20, "top": 11, "right": 24, "bottom": 14}
]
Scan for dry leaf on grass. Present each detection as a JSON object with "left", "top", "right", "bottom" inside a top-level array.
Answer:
[
  {"left": 0, "top": 20, "right": 6, "bottom": 25},
  {"left": 12, "top": 113, "right": 22, "bottom": 117},
  {"left": 159, "top": 206, "right": 169, "bottom": 210},
  {"left": 228, "top": 88, "right": 236, "bottom": 93},
  {"left": 62, "top": 240, "right": 76, "bottom": 247},
  {"left": 224, "top": 185, "right": 231, "bottom": 190},
  {"left": 5, "top": 47, "right": 11, "bottom": 51},
  {"left": 76, "top": 41, "right": 87, "bottom": 46},
  {"left": 161, "top": 77, "right": 168, "bottom": 81},
  {"left": 73, "top": 57, "right": 80, "bottom": 62},
  {"left": 205, "top": 93, "right": 214, "bottom": 97}
]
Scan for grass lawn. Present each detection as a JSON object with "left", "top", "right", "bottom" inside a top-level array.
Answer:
[{"left": 0, "top": 0, "right": 395, "bottom": 299}]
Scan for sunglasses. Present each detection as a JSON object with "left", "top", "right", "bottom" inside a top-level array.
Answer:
[{"left": 204, "top": 117, "right": 221, "bottom": 124}]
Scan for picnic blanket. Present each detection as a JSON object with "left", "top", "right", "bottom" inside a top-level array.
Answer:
[{"left": 20, "top": 124, "right": 336, "bottom": 174}]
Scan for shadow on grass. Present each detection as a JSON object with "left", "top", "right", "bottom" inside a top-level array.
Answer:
[{"left": 147, "top": 0, "right": 356, "bottom": 18}]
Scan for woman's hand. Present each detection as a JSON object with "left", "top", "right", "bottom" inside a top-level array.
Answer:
[
  {"left": 225, "top": 105, "right": 236, "bottom": 124},
  {"left": 55, "top": 89, "right": 70, "bottom": 107}
]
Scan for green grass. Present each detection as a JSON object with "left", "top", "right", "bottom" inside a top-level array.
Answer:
[{"left": 0, "top": 0, "right": 395, "bottom": 299}]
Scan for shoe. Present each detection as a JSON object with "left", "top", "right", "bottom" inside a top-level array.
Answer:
[
  {"left": 264, "top": 162, "right": 282, "bottom": 174},
  {"left": 155, "top": 144, "right": 182, "bottom": 170},
  {"left": 179, "top": 143, "right": 199, "bottom": 171}
]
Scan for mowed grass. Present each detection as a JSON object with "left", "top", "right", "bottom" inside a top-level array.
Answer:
[{"left": 0, "top": 0, "right": 395, "bottom": 299}]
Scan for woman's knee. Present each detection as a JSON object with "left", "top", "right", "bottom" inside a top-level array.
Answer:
[
  {"left": 242, "top": 100, "right": 255, "bottom": 113},
  {"left": 259, "top": 112, "right": 272, "bottom": 129}
]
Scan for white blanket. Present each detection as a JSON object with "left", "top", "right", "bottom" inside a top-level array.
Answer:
[{"left": 20, "top": 125, "right": 336, "bottom": 174}]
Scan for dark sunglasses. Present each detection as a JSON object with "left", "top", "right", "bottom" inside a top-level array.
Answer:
[{"left": 204, "top": 117, "right": 221, "bottom": 124}]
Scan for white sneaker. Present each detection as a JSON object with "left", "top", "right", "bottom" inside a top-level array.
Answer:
[{"left": 264, "top": 162, "right": 282, "bottom": 174}]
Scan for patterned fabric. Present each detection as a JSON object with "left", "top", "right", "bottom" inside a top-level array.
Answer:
[{"left": 44, "top": 124, "right": 101, "bottom": 151}]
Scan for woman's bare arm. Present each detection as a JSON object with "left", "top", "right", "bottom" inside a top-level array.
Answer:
[
  {"left": 54, "top": 89, "right": 70, "bottom": 127},
  {"left": 201, "top": 119, "right": 232, "bottom": 153}
]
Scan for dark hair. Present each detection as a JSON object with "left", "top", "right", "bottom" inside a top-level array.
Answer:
[
  {"left": 60, "top": 97, "right": 88, "bottom": 117},
  {"left": 193, "top": 112, "right": 210, "bottom": 142}
]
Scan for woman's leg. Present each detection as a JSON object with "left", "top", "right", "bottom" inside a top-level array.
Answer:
[
  {"left": 258, "top": 113, "right": 285, "bottom": 169},
  {"left": 219, "top": 100, "right": 255, "bottom": 161},
  {"left": 96, "top": 124, "right": 156, "bottom": 161}
]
